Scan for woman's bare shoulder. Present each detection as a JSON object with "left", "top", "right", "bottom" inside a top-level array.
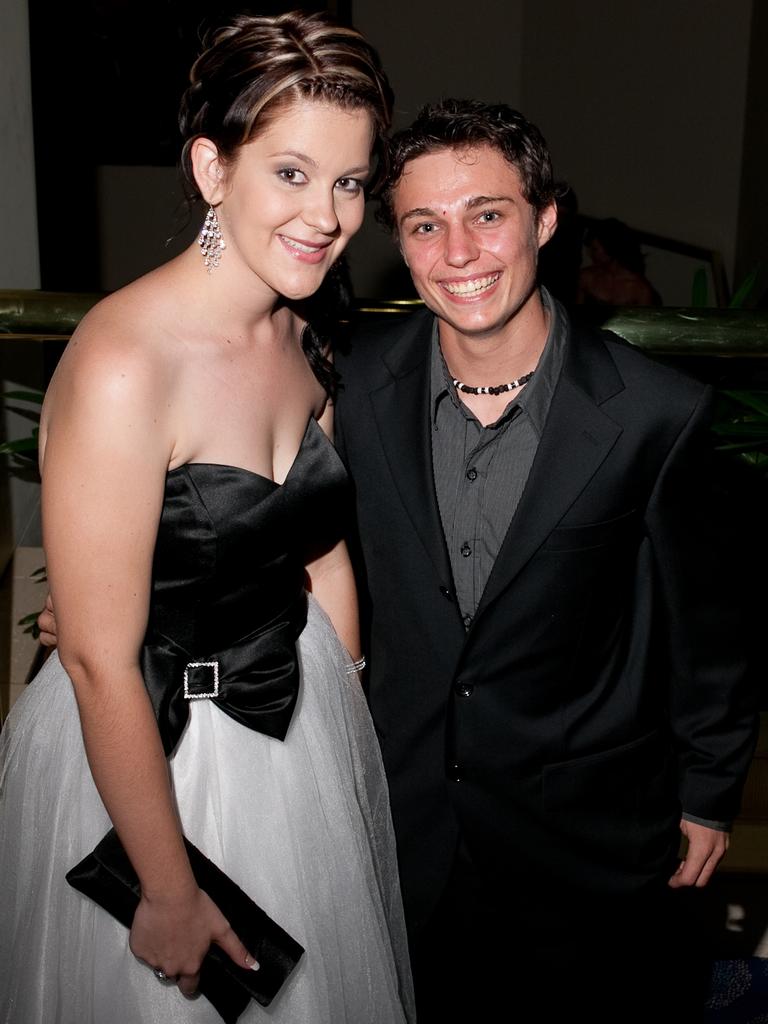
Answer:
[
  {"left": 42, "top": 271, "right": 191, "bottom": 447},
  {"left": 57, "top": 272, "right": 186, "bottom": 384}
]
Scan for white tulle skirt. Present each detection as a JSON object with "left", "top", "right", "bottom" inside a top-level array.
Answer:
[{"left": 0, "top": 597, "right": 414, "bottom": 1024}]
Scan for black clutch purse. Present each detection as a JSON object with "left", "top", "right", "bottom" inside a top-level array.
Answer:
[{"left": 66, "top": 829, "right": 304, "bottom": 1024}]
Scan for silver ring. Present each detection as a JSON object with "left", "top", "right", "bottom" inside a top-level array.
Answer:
[{"left": 153, "top": 968, "right": 168, "bottom": 981}]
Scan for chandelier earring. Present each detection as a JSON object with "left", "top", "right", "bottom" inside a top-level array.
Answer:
[{"left": 198, "top": 205, "right": 226, "bottom": 271}]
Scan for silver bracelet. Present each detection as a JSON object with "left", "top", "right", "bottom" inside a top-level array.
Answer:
[{"left": 345, "top": 656, "right": 366, "bottom": 675}]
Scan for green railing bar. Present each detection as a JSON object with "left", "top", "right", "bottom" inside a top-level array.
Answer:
[
  {"left": 1, "top": 290, "right": 767, "bottom": 357},
  {"left": 0, "top": 291, "right": 102, "bottom": 337},
  {"left": 603, "top": 308, "right": 768, "bottom": 358},
  {"left": 358, "top": 302, "right": 768, "bottom": 358}
]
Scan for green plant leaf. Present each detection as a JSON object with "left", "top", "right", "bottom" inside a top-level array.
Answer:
[
  {"left": 18, "top": 607, "right": 43, "bottom": 639},
  {"left": 0, "top": 437, "right": 39, "bottom": 454},
  {"left": 5, "top": 405, "right": 43, "bottom": 425},
  {"left": 3, "top": 389, "right": 44, "bottom": 404},
  {"left": 691, "top": 268, "right": 708, "bottom": 307},
  {"left": 715, "top": 440, "right": 768, "bottom": 452},
  {"left": 720, "top": 390, "right": 768, "bottom": 417},
  {"left": 17, "top": 611, "right": 41, "bottom": 626},
  {"left": 712, "top": 423, "right": 768, "bottom": 439},
  {"left": 729, "top": 264, "right": 762, "bottom": 309}
]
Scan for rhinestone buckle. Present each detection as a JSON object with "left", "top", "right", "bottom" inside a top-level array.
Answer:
[{"left": 183, "top": 661, "right": 220, "bottom": 700}]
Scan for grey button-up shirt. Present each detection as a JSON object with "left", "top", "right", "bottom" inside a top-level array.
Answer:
[{"left": 430, "top": 290, "right": 566, "bottom": 624}]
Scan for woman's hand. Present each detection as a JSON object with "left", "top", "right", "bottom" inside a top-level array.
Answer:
[
  {"left": 37, "top": 593, "right": 57, "bottom": 647},
  {"left": 130, "top": 886, "right": 258, "bottom": 996}
]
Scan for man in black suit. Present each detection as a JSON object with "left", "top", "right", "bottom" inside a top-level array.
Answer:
[{"left": 334, "top": 99, "right": 757, "bottom": 1022}]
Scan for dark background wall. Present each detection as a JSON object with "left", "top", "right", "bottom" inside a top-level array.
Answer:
[{"left": 5, "top": 0, "right": 767, "bottom": 303}]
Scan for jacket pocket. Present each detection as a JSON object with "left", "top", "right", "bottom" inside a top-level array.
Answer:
[
  {"left": 542, "top": 507, "right": 639, "bottom": 552},
  {"left": 542, "top": 730, "right": 679, "bottom": 875}
]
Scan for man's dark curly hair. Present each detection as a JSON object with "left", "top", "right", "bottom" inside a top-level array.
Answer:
[{"left": 378, "top": 98, "right": 561, "bottom": 233}]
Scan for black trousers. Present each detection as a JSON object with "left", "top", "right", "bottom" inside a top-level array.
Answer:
[{"left": 409, "top": 838, "right": 714, "bottom": 1024}]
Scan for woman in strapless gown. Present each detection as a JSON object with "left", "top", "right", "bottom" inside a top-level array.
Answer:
[{"left": 0, "top": 13, "right": 414, "bottom": 1024}]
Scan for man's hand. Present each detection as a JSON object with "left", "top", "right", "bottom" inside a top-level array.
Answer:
[
  {"left": 668, "top": 818, "right": 729, "bottom": 888},
  {"left": 37, "top": 593, "right": 58, "bottom": 647}
]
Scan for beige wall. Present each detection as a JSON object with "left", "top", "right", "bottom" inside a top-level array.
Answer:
[
  {"left": 1, "top": 0, "right": 43, "bottom": 706},
  {"left": 96, "top": 165, "right": 197, "bottom": 293},
  {"left": 347, "top": 0, "right": 526, "bottom": 296},
  {"left": 349, "top": 0, "right": 757, "bottom": 302},
  {"left": 1, "top": 0, "right": 42, "bottom": 566},
  {"left": 354, "top": 0, "right": 525, "bottom": 130},
  {"left": 520, "top": 0, "right": 753, "bottom": 298},
  {"left": 0, "top": 0, "right": 39, "bottom": 291},
  {"left": 735, "top": 1, "right": 768, "bottom": 290}
]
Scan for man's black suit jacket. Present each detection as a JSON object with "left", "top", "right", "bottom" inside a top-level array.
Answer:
[{"left": 335, "top": 305, "right": 757, "bottom": 932}]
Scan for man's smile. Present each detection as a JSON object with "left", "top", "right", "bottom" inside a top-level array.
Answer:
[{"left": 440, "top": 272, "right": 501, "bottom": 297}]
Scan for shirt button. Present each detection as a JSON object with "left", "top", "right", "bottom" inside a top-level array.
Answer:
[
  {"left": 454, "top": 680, "right": 474, "bottom": 697},
  {"left": 466, "top": 467, "right": 478, "bottom": 481},
  {"left": 460, "top": 543, "right": 472, "bottom": 558},
  {"left": 462, "top": 613, "right": 473, "bottom": 628}
]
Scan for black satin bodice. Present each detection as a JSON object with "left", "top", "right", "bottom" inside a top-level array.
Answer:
[{"left": 141, "top": 417, "right": 349, "bottom": 755}]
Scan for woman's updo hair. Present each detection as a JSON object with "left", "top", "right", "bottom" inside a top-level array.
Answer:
[
  {"left": 179, "top": 11, "right": 393, "bottom": 199},
  {"left": 178, "top": 11, "right": 392, "bottom": 398}
]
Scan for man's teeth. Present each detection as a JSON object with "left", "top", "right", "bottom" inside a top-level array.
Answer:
[
  {"left": 282, "top": 237, "right": 322, "bottom": 254},
  {"left": 443, "top": 274, "right": 500, "bottom": 295}
]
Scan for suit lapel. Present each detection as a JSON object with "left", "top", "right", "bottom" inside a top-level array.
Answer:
[
  {"left": 368, "top": 312, "right": 452, "bottom": 584},
  {"left": 477, "top": 327, "right": 626, "bottom": 616}
]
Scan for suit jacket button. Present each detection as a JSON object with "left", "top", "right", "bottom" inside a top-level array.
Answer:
[
  {"left": 439, "top": 586, "right": 455, "bottom": 602},
  {"left": 449, "top": 762, "right": 461, "bottom": 781},
  {"left": 454, "top": 680, "right": 474, "bottom": 697}
]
